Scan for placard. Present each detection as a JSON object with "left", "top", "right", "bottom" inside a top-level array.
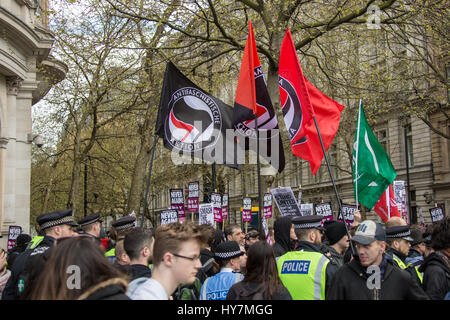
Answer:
[
  {"left": 270, "top": 187, "right": 301, "bottom": 217},
  {"left": 211, "top": 193, "right": 222, "bottom": 222},
  {"left": 7, "top": 226, "right": 22, "bottom": 251},
  {"left": 222, "top": 193, "right": 229, "bottom": 219},
  {"left": 393, "top": 181, "right": 407, "bottom": 223},
  {"left": 429, "top": 206, "right": 445, "bottom": 223},
  {"left": 338, "top": 204, "right": 359, "bottom": 227},
  {"left": 314, "top": 202, "right": 334, "bottom": 222},
  {"left": 300, "top": 203, "right": 314, "bottom": 216},
  {"left": 262, "top": 216, "right": 272, "bottom": 245},
  {"left": 199, "top": 203, "right": 214, "bottom": 227},
  {"left": 160, "top": 209, "right": 178, "bottom": 225},
  {"left": 242, "top": 197, "right": 252, "bottom": 222},
  {"left": 187, "top": 182, "right": 199, "bottom": 212},
  {"left": 263, "top": 193, "right": 273, "bottom": 219},
  {"left": 170, "top": 188, "right": 186, "bottom": 218}
]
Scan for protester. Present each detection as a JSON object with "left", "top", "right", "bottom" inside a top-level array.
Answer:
[
  {"left": 2, "top": 209, "right": 78, "bottom": 300},
  {"left": 272, "top": 216, "right": 296, "bottom": 258},
  {"left": 127, "top": 222, "right": 206, "bottom": 300},
  {"left": 227, "top": 241, "right": 292, "bottom": 300},
  {"left": 327, "top": 220, "right": 428, "bottom": 300},
  {"left": 321, "top": 221, "right": 349, "bottom": 268},
  {"left": 77, "top": 213, "right": 102, "bottom": 238},
  {"left": 419, "top": 217, "right": 450, "bottom": 300},
  {"left": 405, "top": 227, "right": 426, "bottom": 265},
  {"left": 277, "top": 215, "right": 338, "bottom": 300},
  {"left": 386, "top": 216, "right": 408, "bottom": 228},
  {"left": 114, "top": 239, "right": 131, "bottom": 269},
  {"left": 239, "top": 244, "right": 248, "bottom": 274},
  {"left": 268, "top": 226, "right": 275, "bottom": 245},
  {"left": 6, "top": 233, "right": 31, "bottom": 269},
  {"left": 173, "top": 224, "right": 219, "bottom": 300},
  {"left": 27, "top": 236, "right": 129, "bottom": 300},
  {"left": 245, "top": 229, "right": 260, "bottom": 250},
  {"left": 123, "top": 228, "right": 154, "bottom": 281},
  {"left": 224, "top": 224, "right": 245, "bottom": 245},
  {"left": 200, "top": 241, "right": 245, "bottom": 300},
  {"left": 0, "top": 248, "right": 11, "bottom": 298}
]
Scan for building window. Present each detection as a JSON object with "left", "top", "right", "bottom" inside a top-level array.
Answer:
[
  {"left": 376, "top": 129, "right": 389, "bottom": 155},
  {"left": 405, "top": 124, "right": 414, "bottom": 167}
]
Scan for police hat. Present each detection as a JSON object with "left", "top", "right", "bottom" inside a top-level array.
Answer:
[
  {"left": 291, "top": 215, "right": 324, "bottom": 230},
  {"left": 112, "top": 215, "right": 136, "bottom": 231},
  {"left": 77, "top": 213, "right": 102, "bottom": 227},
  {"left": 410, "top": 228, "right": 425, "bottom": 246},
  {"left": 36, "top": 209, "right": 78, "bottom": 231},
  {"left": 386, "top": 226, "right": 414, "bottom": 242},
  {"left": 214, "top": 241, "right": 244, "bottom": 260}
]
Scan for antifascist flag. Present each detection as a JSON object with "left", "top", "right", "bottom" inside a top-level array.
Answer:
[
  {"left": 155, "top": 62, "right": 240, "bottom": 169},
  {"left": 373, "top": 184, "right": 400, "bottom": 222},
  {"left": 233, "top": 21, "right": 285, "bottom": 173},
  {"left": 278, "top": 28, "right": 344, "bottom": 174},
  {"left": 353, "top": 101, "right": 397, "bottom": 210}
]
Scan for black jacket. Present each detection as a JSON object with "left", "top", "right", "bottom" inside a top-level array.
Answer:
[
  {"left": 2, "top": 236, "right": 56, "bottom": 300},
  {"left": 127, "top": 264, "right": 152, "bottom": 282},
  {"left": 419, "top": 251, "right": 450, "bottom": 300},
  {"left": 273, "top": 216, "right": 293, "bottom": 257},
  {"left": 327, "top": 255, "right": 429, "bottom": 300},
  {"left": 226, "top": 281, "right": 292, "bottom": 300},
  {"left": 78, "top": 278, "right": 130, "bottom": 300}
]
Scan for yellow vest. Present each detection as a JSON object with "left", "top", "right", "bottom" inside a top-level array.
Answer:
[
  {"left": 277, "top": 250, "right": 329, "bottom": 300},
  {"left": 393, "top": 254, "right": 423, "bottom": 284},
  {"left": 105, "top": 248, "right": 115, "bottom": 257}
]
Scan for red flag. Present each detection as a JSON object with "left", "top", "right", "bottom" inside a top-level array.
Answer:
[
  {"left": 233, "top": 21, "right": 286, "bottom": 172},
  {"left": 278, "top": 28, "right": 345, "bottom": 174},
  {"left": 373, "top": 184, "right": 400, "bottom": 222}
]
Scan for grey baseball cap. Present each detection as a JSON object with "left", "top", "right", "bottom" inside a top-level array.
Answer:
[{"left": 352, "top": 220, "right": 386, "bottom": 245}]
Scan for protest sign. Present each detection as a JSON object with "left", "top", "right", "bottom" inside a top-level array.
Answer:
[
  {"left": 315, "top": 202, "right": 334, "bottom": 222},
  {"left": 160, "top": 209, "right": 178, "bottom": 225},
  {"left": 222, "top": 193, "right": 229, "bottom": 219},
  {"left": 300, "top": 203, "right": 314, "bottom": 216},
  {"left": 338, "top": 204, "right": 359, "bottom": 227},
  {"left": 270, "top": 187, "right": 301, "bottom": 217},
  {"left": 429, "top": 206, "right": 445, "bottom": 223},
  {"left": 263, "top": 193, "right": 273, "bottom": 219},
  {"left": 170, "top": 188, "right": 186, "bottom": 218},
  {"left": 199, "top": 203, "right": 214, "bottom": 227},
  {"left": 242, "top": 197, "right": 252, "bottom": 222},
  {"left": 187, "top": 182, "right": 199, "bottom": 212},
  {"left": 7, "top": 226, "right": 22, "bottom": 251},
  {"left": 211, "top": 193, "right": 222, "bottom": 222}
]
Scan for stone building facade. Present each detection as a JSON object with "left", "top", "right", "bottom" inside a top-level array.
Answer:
[{"left": 0, "top": 0, "right": 66, "bottom": 248}]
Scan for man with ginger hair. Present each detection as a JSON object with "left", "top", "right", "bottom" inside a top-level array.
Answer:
[{"left": 127, "top": 222, "right": 207, "bottom": 300}]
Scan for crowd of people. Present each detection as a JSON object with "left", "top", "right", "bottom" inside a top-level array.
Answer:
[{"left": 0, "top": 208, "right": 449, "bottom": 301}]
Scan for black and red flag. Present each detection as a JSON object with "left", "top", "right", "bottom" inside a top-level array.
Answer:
[
  {"left": 278, "top": 28, "right": 344, "bottom": 174},
  {"left": 155, "top": 61, "right": 240, "bottom": 169},
  {"left": 233, "top": 21, "right": 285, "bottom": 173}
]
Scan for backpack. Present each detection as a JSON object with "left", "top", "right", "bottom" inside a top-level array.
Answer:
[{"left": 173, "top": 258, "right": 215, "bottom": 300}]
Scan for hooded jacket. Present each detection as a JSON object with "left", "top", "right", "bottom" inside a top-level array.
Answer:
[
  {"left": 78, "top": 278, "right": 130, "bottom": 300},
  {"left": 419, "top": 251, "right": 450, "bottom": 300},
  {"left": 273, "top": 216, "right": 293, "bottom": 257},
  {"left": 327, "top": 255, "right": 429, "bottom": 300}
]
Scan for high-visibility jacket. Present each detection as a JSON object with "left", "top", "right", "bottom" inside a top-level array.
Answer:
[
  {"left": 200, "top": 269, "right": 244, "bottom": 300},
  {"left": 26, "top": 236, "right": 44, "bottom": 250},
  {"left": 277, "top": 250, "right": 329, "bottom": 300},
  {"left": 392, "top": 254, "right": 423, "bottom": 284}
]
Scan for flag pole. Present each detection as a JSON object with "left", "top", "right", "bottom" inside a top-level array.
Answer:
[
  {"left": 355, "top": 99, "right": 362, "bottom": 211},
  {"left": 312, "top": 117, "right": 356, "bottom": 256},
  {"left": 255, "top": 114, "right": 264, "bottom": 241},
  {"left": 141, "top": 134, "right": 159, "bottom": 228}
]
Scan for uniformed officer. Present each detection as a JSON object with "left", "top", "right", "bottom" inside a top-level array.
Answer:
[
  {"left": 277, "top": 215, "right": 338, "bottom": 300},
  {"left": 1, "top": 209, "right": 78, "bottom": 300},
  {"left": 104, "top": 215, "right": 136, "bottom": 263},
  {"left": 385, "top": 225, "right": 423, "bottom": 285},
  {"left": 77, "top": 213, "right": 102, "bottom": 238}
]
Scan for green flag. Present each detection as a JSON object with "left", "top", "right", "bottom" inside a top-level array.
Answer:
[{"left": 353, "top": 100, "right": 397, "bottom": 210}]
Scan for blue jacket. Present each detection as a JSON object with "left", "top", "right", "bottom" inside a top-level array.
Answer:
[{"left": 200, "top": 268, "right": 243, "bottom": 300}]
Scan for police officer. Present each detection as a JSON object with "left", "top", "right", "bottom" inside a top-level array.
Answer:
[
  {"left": 104, "top": 215, "right": 136, "bottom": 263},
  {"left": 77, "top": 213, "right": 102, "bottom": 238},
  {"left": 385, "top": 225, "right": 423, "bottom": 286},
  {"left": 277, "top": 215, "right": 338, "bottom": 300},
  {"left": 1, "top": 209, "right": 78, "bottom": 300}
]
